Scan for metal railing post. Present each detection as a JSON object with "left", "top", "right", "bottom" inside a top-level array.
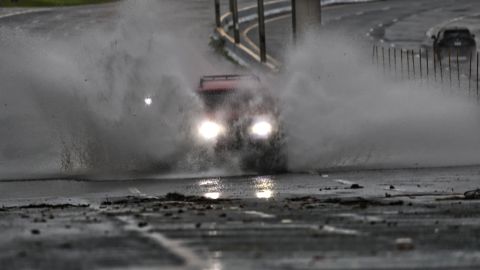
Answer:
[
  {"left": 257, "top": 0, "right": 267, "bottom": 62},
  {"left": 433, "top": 48, "right": 437, "bottom": 82},
  {"left": 439, "top": 52, "right": 444, "bottom": 84},
  {"left": 412, "top": 50, "right": 416, "bottom": 80},
  {"left": 469, "top": 51, "right": 473, "bottom": 94},
  {"left": 291, "top": 0, "right": 297, "bottom": 43},
  {"left": 477, "top": 52, "right": 479, "bottom": 98},
  {"left": 214, "top": 0, "right": 221, "bottom": 28},
  {"left": 426, "top": 48, "right": 429, "bottom": 82},
  {"left": 388, "top": 47, "right": 391, "bottom": 74},
  {"left": 456, "top": 48, "right": 460, "bottom": 89},
  {"left": 394, "top": 47, "right": 397, "bottom": 75},
  {"left": 407, "top": 50, "right": 410, "bottom": 80},
  {"left": 419, "top": 48, "right": 423, "bottom": 81},
  {"left": 230, "top": 0, "right": 240, "bottom": 44},
  {"left": 448, "top": 48, "right": 452, "bottom": 89},
  {"left": 382, "top": 46, "right": 385, "bottom": 75},
  {"left": 401, "top": 49, "right": 404, "bottom": 79}
]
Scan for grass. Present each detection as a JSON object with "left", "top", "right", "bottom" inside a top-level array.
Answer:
[{"left": 0, "top": 0, "right": 115, "bottom": 7}]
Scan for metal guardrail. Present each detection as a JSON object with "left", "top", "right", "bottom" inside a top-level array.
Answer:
[
  {"left": 373, "top": 44, "right": 480, "bottom": 99},
  {"left": 213, "top": 0, "right": 292, "bottom": 72}
]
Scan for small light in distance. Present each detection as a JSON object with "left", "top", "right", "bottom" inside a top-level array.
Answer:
[{"left": 144, "top": 97, "right": 153, "bottom": 106}]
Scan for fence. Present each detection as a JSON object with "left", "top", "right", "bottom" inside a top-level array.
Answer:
[{"left": 372, "top": 44, "right": 480, "bottom": 99}]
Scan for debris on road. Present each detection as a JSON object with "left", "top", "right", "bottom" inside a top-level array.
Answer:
[
  {"left": 395, "top": 237, "right": 415, "bottom": 251},
  {"left": 464, "top": 189, "right": 480, "bottom": 200},
  {"left": 350, "top": 184, "right": 364, "bottom": 189}
]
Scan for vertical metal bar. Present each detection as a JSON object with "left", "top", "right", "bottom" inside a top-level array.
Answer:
[
  {"left": 394, "top": 48, "right": 397, "bottom": 78},
  {"left": 257, "top": 0, "right": 267, "bottom": 63},
  {"left": 433, "top": 47, "right": 437, "bottom": 82},
  {"left": 419, "top": 48, "right": 423, "bottom": 81},
  {"left": 291, "top": 0, "right": 297, "bottom": 43},
  {"left": 376, "top": 45, "right": 379, "bottom": 69},
  {"left": 215, "top": 0, "right": 221, "bottom": 28},
  {"left": 448, "top": 48, "right": 452, "bottom": 89},
  {"left": 407, "top": 50, "right": 410, "bottom": 80},
  {"left": 439, "top": 51, "right": 444, "bottom": 84},
  {"left": 426, "top": 47, "right": 429, "bottom": 81},
  {"left": 477, "top": 52, "right": 479, "bottom": 98},
  {"left": 456, "top": 48, "right": 460, "bottom": 89},
  {"left": 469, "top": 50, "right": 473, "bottom": 94},
  {"left": 412, "top": 50, "right": 416, "bottom": 80},
  {"left": 401, "top": 49, "right": 404, "bottom": 79},
  {"left": 382, "top": 46, "right": 385, "bottom": 75},
  {"left": 388, "top": 47, "right": 391, "bottom": 74},
  {"left": 372, "top": 44, "right": 375, "bottom": 65},
  {"left": 230, "top": 0, "right": 240, "bottom": 44}
]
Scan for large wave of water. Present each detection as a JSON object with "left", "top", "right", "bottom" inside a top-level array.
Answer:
[{"left": 277, "top": 33, "right": 480, "bottom": 171}]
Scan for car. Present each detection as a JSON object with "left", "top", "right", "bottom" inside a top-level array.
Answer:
[
  {"left": 431, "top": 27, "right": 477, "bottom": 61},
  {"left": 191, "top": 74, "right": 287, "bottom": 173}
]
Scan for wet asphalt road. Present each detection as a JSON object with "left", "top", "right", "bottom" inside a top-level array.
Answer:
[
  {"left": 2, "top": 166, "right": 480, "bottom": 269},
  {"left": 245, "top": 0, "right": 480, "bottom": 61},
  {"left": 1, "top": 167, "right": 480, "bottom": 269},
  {"left": 1, "top": 1, "right": 480, "bottom": 269}
]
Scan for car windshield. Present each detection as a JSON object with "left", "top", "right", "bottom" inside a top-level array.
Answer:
[
  {"left": 200, "top": 90, "right": 239, "bottom": 109},
  {"left": 443, "top": 30, "right": 471, "bottom": 39},
  {"left": 199, "top": 88, "right": 273, "bottom": 112}
]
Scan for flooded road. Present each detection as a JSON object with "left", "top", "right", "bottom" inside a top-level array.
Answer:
[{"left": 1, "top": 166, "right": 480, "bottom": 269}]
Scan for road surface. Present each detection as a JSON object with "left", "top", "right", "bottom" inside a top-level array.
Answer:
[{"left": 243, "top": 0, "right": 480, "bottom": 62}]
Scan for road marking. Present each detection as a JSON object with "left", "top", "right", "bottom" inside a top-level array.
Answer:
[
  {"left": 336, "top": 213, "right": 383, "bottom": 222},
  {"left": 334, "top": 179, "right": 355, "bottom": 185},
  {"left": 241, "top": 14, "right": 287, "bottom": 67},
  {"left": 118, "top": 216, "right": 204, "bottom": 269},
  {"left": 0, "top": 9, "right": 49, "bottom": 20},
  {"left": 321, "top": 225, "right": 362, "bottom": 236},
  {"left": 216, "top": 26, "right": 279, "bottom": 70},
  {"left": 244, "top": 210, "right": 275, "bottom": 218}
]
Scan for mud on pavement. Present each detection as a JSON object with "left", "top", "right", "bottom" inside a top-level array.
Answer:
[{"left": 1, "top": 191, "right": 480, "bottom": 270}]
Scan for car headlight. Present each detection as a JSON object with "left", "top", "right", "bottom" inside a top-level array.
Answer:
[
  {"left": 198, "top": 121, "right": 224, "bottom": 140},
  {"left": 250, "top": 121, "right": 273, "bottom": 138}
]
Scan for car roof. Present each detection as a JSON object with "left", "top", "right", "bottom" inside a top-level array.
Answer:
[
  {"left": 439, "top": 26, "right": 471, "bottom": 33},
  {"left": 198, "top": 75, "right": 260, "bottom": 92}
]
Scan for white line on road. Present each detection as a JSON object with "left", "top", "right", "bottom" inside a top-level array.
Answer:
[
  {"left": 244, "top": 210, "right": 275, "bottom": 219},
  {"left": 0, "top": 9, "right": 49, "bottom": 20},
  {"left": 321, "top": 225, "right": 362, "bottom": 236},
  {"left": 336, "top": 213, "right": 383, "bottom": 222},
  {"left": 334, "top": 179, "right": 356, "bottom": 185},
  {"left": 118, "top": 216, "right": 205, "bottom": 270}
]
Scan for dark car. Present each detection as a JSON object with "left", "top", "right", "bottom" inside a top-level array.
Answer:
[
  {"left": 191, "top": 74, "right": 286, "bottom": 173},
  {"left": 432, "top": 27, "right": 477, "bottom": 60}
]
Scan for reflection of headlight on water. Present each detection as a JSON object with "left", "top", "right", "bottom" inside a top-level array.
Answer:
[
  {"left": 256, "top": 190, "right": 273, "bottom": 199},
  {"left": 204, "top": 192, "right": 221, "bottom": 200},
  {"left": 250, "top": 121, "right": 273, "bottom": 138},
  {"left": 198, "top": 121, "right": 224, "bottom": 140}
]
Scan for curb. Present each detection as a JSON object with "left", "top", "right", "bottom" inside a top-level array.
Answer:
[
  {"left": 214, "top": 0, "right": 379, "bottom": 72},
  {"left": 0, "top": 8, "right": 50, "bottom": 20},
  {"left": 214, "top": 0, "right": 290, "bottom": 72}
]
